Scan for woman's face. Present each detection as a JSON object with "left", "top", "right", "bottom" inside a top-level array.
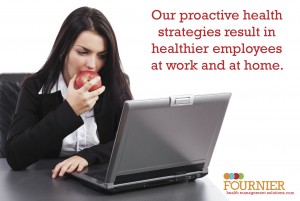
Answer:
[{"left": 63, "top": 30, "right": 107, "bottom": 85}]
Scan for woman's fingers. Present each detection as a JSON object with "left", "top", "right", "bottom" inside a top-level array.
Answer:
[
  {"left": 52, "top": 156, "right": 88, "bottom": 178},
  {"left": 66, "top": 75, "right": 105, "bottom": 116},
  {"left": 68, "top": 74, "right": 77, "bottom": 89},
  {"left": 90, "top": 85, "right": 105, "bottom": 97},
  {"left": 81, "top": 76, "right": 101, "bottom": 92}
]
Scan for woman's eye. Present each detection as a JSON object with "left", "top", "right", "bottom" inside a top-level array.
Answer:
[
  {"left": 78, "top": 51, "right": 88, "bottom": 55},
  {"left": 98, "top": 54, "right": 107, "bottom": 59}
]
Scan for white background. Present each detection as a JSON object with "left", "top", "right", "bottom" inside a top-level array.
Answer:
[{"left": 1, "top": 0, "right": 299, "bottom": 200}]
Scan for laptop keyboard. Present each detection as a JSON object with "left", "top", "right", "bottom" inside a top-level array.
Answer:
[{"left": 85, "top": 170, "right": 107, "bottom": 181}]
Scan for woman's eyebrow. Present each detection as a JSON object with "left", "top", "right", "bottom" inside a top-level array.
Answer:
[
  {"left": 76, "top": 45, "right": 107, "bottom": 54},
  {"left": 98, "top": 50, "right": 108, "bottom": 55},
  {"left": 76, "top": 45, "right": 90, "bottom": 51}
]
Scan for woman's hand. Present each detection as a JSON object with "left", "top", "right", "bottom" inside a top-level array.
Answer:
[
  {"left": 66, "top": 74, "right": 105, "bottom": 116},
  {"left": 52, "top": 155, "right": 88, "bottom": 178}
]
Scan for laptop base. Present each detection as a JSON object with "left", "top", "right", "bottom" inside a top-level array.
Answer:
[{"left": 69, "top": 172, "right": 208, "bottom": 193}]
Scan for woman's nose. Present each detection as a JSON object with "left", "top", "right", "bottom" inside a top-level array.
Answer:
[{"left": 86, "top": 55, "right": 97, "bottom": 69}]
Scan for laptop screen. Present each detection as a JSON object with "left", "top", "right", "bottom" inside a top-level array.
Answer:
[{"left": 107, "top": 93, "right": 231, "bottom": 183}]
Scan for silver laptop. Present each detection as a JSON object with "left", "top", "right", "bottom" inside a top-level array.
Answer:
[{"left": 69, "top": 93, "right": 231, "bottom": 192}]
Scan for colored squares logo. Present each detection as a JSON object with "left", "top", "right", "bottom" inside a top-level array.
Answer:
[{"left": 224, "top": 173, "right": 244, "bottom": 180}]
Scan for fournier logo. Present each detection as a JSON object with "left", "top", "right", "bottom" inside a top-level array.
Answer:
[{"left": 223, "top": 173, "right": 285, "bottom": 191}]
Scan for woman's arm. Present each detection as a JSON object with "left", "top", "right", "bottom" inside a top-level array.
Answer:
[
  {"left": 5, "top": 79, "right": 84, "bottom": 170},
  {"left": 51, "top": 141, "right": 114, "bottom": 178}
]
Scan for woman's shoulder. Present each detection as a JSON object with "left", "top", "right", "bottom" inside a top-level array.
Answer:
[{"left": 21, "top": 75, "right": 44, "bottom": 93}]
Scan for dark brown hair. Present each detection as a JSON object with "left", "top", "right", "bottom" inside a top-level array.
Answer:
[{"left": 29, "top": 6, "right": 132, "bottom": 111}]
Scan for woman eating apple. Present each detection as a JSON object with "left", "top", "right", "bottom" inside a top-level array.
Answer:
[{"left": 5, "top": 7, "right": 133, "bottom": 178}]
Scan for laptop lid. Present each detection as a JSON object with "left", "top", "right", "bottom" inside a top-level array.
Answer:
[{"left": 104, "top": 93, "right": 231, "bottom": 187}]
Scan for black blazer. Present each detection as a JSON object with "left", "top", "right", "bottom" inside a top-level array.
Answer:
[{"left": 6, "top": 77, "right": 123, "bottom": 170}]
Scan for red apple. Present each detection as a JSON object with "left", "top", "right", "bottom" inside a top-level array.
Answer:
[{"left": 75, "top": 70, "right": 102, "bottom": 92}]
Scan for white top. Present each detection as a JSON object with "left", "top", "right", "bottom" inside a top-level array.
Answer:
[{"left": 39, "top": 73, "right": 100, "bottom": 157}]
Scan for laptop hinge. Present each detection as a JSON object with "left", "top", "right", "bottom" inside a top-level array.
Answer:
[{"left": 170, "top": 95, "right": 194, "bottom": 106}]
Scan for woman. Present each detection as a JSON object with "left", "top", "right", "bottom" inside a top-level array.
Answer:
[{"left": 5, "top": 6, "right": 132, "bottom": 178}]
